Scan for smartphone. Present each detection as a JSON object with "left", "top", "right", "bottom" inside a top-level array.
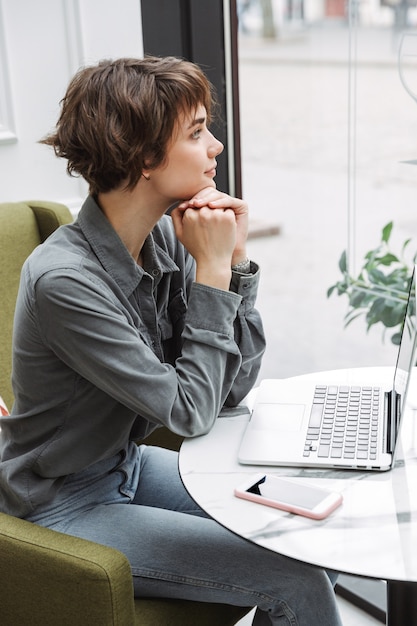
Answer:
[{"left": 234, "top": 473, "right": 343, "bottom": 520}]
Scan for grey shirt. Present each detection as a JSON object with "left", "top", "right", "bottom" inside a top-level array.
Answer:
[{"left": 0, "top": 195, "right": 265, "bottom": 517}]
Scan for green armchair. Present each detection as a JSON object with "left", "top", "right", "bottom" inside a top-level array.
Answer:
[{"left": 0, "top": 201, "right": 251, "bottom": 625}]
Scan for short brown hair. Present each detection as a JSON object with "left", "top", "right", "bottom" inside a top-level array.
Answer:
[{"left": 40, "top": 56, "right": 217, "bottom": 194}]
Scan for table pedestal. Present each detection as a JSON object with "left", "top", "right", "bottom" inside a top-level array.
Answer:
[{"left": 387, "top": 581, "right": 417, "bottom": 626}]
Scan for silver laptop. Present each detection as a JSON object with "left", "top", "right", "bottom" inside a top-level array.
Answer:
[{"left": 238, "top": 266, "right": 417, "bottom": 472}]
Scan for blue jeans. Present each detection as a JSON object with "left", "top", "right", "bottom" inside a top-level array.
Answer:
[{"left": 26, "top": 443, "right": 342, "bottom": 626}]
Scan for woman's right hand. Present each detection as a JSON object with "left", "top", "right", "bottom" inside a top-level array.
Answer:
[{"left": 171, "top": 201, "right": 237, "bottom": 291}]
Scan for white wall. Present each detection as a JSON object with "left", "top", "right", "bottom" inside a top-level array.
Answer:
[{"left": 0, "top": 0, "right": 144, "bottom": 211}]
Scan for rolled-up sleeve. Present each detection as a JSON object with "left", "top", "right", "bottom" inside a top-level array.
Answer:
[{"left": 226, "top": 263, "right": 266, "bottom": 406}]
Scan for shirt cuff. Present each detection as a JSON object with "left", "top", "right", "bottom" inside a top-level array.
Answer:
[
  {"left": 230, "top": 261, "right": 260, "bottom": 311},
  {"left": 187, "top": 282, "right": 242, "bottom": 336}
]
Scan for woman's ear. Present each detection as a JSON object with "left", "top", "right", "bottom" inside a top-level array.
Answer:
[{"left": 141, "top": 163, "right": 152, "bottom": 181}]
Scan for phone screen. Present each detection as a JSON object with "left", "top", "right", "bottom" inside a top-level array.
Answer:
[{"left": 246, "top": 475, "right": 330, "bottom": 510}]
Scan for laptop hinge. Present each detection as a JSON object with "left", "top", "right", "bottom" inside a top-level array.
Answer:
[{"left": 385, "top": 390, "right": 401, "bottom": 454}]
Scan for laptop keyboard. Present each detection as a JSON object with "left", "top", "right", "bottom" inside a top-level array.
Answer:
[{"left": 304, "top": 385, "right": 381, "bottom": 461}]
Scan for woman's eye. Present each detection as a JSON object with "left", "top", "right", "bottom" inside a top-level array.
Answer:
[{"left": 191, "top": 128, "right": 202, "bottom": 139}]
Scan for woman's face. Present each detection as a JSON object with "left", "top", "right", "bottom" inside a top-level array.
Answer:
[{"left": 147, "top": 105, "right": 224, "bottom": 202}]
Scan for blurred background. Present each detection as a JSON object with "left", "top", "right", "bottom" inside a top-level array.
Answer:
[{"left": 238, "top": 0, "right": 417, "bottom": 382}]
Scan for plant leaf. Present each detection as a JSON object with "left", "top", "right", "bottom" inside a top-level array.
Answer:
[
  {"left": 382, "top": 222, "right": 393, "bottom": 243},
  {"left": 328, "top": 219, "right": 415, "bottom": 344},
  {"left": 391, "top": 331, "right": 402, "bottom": 346},
  {"left": 402, "top": 238, "right": 411, "bottom": 254},
  {"left": 338, "top": 250, "right": 347, "bottom": 273},
  {"left": 374, "top": 253, "right": 399, "bottom": 266}
]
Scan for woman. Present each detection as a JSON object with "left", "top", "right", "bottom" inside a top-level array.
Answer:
[{"left": 0, "top": 56, "right": 342, "bottom": 624}]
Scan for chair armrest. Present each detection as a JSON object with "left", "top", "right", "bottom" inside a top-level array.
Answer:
[{"left": 0, "top": 512, "right": 135, "bottom": 626}]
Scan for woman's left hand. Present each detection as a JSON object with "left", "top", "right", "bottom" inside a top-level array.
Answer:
[{"left": 177, "top": 188, "right": 249, "bottom": 266}]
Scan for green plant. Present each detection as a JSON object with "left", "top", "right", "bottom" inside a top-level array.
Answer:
[{"left": 327, "top": 222, "right": 416, "bottom": 345}]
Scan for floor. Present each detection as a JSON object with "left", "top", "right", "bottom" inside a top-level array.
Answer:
[
  {"left": 335, "top": 596, "right": 383, "bottom": 626},
  {"left": 236, "top": 595, "right": 383, "bottom": 625}
]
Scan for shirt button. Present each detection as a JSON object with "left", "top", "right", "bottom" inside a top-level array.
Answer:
[{"left": 152, "top": 269, "right": 159, "bottom": 277}]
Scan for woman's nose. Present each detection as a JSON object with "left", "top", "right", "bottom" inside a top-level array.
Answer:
[{"left": 209, "top": 135, "right": 224, "bottom": 157}]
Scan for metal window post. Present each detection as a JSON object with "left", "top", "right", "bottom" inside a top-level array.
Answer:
[{"left": 140, "top": 0, "right": 241, "bottom": 197}]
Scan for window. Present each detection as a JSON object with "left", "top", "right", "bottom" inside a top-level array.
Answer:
[{"left": 240, "top": 0, "right": 416, "bottom": 384}]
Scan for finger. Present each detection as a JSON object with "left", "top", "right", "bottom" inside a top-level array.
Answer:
[
  {"left": 176, "top": 201, "right": 193, "bottom": 211},
  {"left": 207, "top": 196, "right": 246, "bottom": 209},
  {"left": 189, "top": 190, "right": 228, "bottom": 206},
  {"left": 191, "top": 186, "right": 222, "bottom": 201}
]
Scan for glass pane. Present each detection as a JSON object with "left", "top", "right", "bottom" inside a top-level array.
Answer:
[{"left": 238, "top": 0, "right": 415, "bottom": 381}]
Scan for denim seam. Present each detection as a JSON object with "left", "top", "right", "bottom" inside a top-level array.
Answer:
[
  {"left": 132, "top": 568, "right": 292, "bottom": 614},
  {"left": 132, "top": 567, "right": 298, "bottom": 623},
  {"left": 134, "top": 567, "right": 272, "bottom": 599}
]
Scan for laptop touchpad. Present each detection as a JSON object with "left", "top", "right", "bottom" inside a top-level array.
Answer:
[{"left": 253, "top": 403, "right": 305, "bottom": 431}]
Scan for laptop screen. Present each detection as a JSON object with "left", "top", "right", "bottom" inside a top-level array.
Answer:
[{"left": 393, "top": 265, "right": 417, "bottom": 427}]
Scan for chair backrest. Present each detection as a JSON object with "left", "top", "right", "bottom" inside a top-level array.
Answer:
[{"left": 0, "top": 201, "right": 73, "bottom": 409}]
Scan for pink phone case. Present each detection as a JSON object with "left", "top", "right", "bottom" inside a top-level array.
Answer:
[{"left": 234, "top": 474, "right": 343, "bottom": 520}]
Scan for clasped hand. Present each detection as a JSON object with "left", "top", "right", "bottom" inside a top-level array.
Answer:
[
  {"left": 172, "top": 187, "right": 248, "bottom": 265},
  {"left": 171, "top": 188, "right": 249, "bottom": 290}
]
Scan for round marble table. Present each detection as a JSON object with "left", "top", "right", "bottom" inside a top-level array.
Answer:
[{"left": 179, "top": 368, "right": 417, "bottom": 626}]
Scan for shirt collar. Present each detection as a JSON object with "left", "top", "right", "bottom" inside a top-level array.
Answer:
[{"left": 77, "top": 195, "right": 179, "bottom": 296}]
